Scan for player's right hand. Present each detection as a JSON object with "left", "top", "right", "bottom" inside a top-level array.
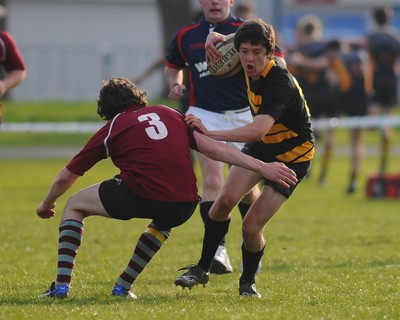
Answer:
[
  {"left": 168, "top": 83, "right": 186, "bottom": 101},
  {"left": 185, "top": 114, "right": 208, "bottom": 135},
  {"left": 36, "top": 201, "right": 56, "bottom": 219}
]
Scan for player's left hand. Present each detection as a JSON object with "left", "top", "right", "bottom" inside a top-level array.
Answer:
[
  {"left": 36, "top": 201, "right": 56, "bottom": 219},
  {"left": 185, "top": 114, "right": 208, "bottom": 135},
  {"left": 261, "top": 162, "right": 298, "bottom": 189}
]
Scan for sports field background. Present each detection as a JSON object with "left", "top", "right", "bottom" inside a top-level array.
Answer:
[{"left": 0, "top": 101, "right": 399, "bottom": 319}]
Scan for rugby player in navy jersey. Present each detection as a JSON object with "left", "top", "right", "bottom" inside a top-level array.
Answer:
[
  {"left": 36, "top": 77, "right": 297, "bottom": 300},
  {"left": 176, "top": 19, "right": 314, "bottom": 298},
  {"left": 165, "top": 0, "right": 285, "bottom": 274}
]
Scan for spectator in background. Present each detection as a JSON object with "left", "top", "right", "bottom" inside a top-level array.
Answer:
[
  {"left": 365, "top": 6, "right": 400, "bottom": 174},
  {"left": 0, "top": 5, "right": 26, "bottom": 125},
  {"left": 334, "top": 42, "right": 369, "bottom": 193},
  {"left": 233, "top": 1, "right": 255, "bottom": 20},
  {"left": 287, "top": 15, "right": 347, "bottom": 187}
]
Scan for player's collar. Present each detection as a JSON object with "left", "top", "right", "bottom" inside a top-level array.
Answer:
[
  {"left": 203, "top": 14, "right": 232, "bottom": 28},
  {"left": 261, "top": 60, "right": 275, "bottom": 78}
]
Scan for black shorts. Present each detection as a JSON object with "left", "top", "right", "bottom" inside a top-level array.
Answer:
[
  {"left": 371, "top": 87, "right": 398, "bottom": 108},
  {"left": 98, "top": 176, "right": 199, "bottom": 231},
  {"left": 242, "top": 143, "right": 311, "bottom": 199},
  {"left": 336, "top": 89, "right": 368, "bottom": 117},
  {"left": 263, "top": 161, "right": 311, "bottom": 199}
]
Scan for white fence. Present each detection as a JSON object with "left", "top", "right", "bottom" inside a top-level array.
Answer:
[
  {"left": 14, "top": 44, "right": 164, "bottom": 102},
  {"left": 2, "top": 115, "right": 400, "bottom": 133}
]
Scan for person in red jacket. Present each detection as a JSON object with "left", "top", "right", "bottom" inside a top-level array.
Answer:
[
  {"left": 0, "top": 5, "right": 26, "bottom": 124},
  {"left": 36, "top": 77, "right": 297, "bottom": 300}
]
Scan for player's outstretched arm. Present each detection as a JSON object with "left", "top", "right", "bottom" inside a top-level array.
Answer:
[
  {"left": 187, "top": 113, "right": 274, "bottom": 143},
  {"left": 194, "top": 131, "right": 297, "bottom": 188},
  {"left": 36, "top": 167, "right": 79, "bottom": 219}
]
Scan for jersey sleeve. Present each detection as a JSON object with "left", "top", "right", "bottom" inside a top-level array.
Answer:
[
  {"left": 0, "top": 31, "right": 26, "bottom": 72},
  {"left": 65, "top": 126, "right": 109, "bottom": 176},
  {"left": 187, "top": 127, "right": 199, "bottom": 151},
  {"left": 165, "top": 31, "right": 187, "bottom": 69}
]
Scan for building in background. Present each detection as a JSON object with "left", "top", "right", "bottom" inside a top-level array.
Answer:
[{"left": 8, "top": 0, "right": 164, "bottom": 101}]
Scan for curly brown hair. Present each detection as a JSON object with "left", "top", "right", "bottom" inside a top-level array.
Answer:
[{"left": 97, "top": 77, "right": 148, "bottom": 120}]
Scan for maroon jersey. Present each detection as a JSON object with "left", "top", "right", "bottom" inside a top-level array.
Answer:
[
  {"left": 0, "top": 31, "right": 26, "bottom": 71},
  {"left": 67, "top": 105, "right": 200, "bottom": 202}
]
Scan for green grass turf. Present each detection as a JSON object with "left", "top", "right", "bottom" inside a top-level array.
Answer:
[
  {"left": 0, "top": 100, "right": 399, "bottom": 318},
  {"left": 0, "top": 152, "right": 399, "bottom": 319}
]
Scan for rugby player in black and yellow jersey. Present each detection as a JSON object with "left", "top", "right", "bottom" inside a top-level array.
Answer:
[{"left": 176, "top": 18, "right": 314, "bottom": 298}]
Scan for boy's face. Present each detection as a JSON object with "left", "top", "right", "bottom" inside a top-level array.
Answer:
[
  {"left": 238, "top": 42, "right": 269, "bottom": 80},
  {"left": 200, "top": 0, "right": 234, "bottom": 24}
]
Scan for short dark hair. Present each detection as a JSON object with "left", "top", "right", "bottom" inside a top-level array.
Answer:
[
  {"left": 373, "top": 6, "right": 392, "bottom": 26},
  {"left": 234, "top": 19, "right": 275, "bottom": 58},
  {"left": 97, "top": 78, "right": 148, "bottom": 120}
]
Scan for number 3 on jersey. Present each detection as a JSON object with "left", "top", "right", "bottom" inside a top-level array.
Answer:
[{"left": 137, "top": 113, "right": 168, "bottom": 140}]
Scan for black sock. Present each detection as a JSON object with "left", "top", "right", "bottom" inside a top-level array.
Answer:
[
  {"left": 240, "top": 243, "right": 265, "bottom": 284},
  {"left": 199, "top": 201, "right": 226, "bottom": 247},
  {"left": 198, "top": 218, "right": 230, "bottom": 271},
  {"left": 238, "top": 202, "right": 251, "bottom": 220},
  {"left": 199, "top": 201, "right": 213, "bottom": 224}
]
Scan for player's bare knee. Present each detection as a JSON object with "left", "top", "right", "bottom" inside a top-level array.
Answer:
[
  {"left": 203, "top": 174, "right": 224, "bottom": 193},
  {"left": 242, "top": 220, "right": 262, "bottom": 240},
  {"left": 212, "top": 195, "right": 236, "bottom": 216}
]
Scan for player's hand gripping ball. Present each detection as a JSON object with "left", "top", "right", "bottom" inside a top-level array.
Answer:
[{"left": 208, "top": 33, "right": 242, "bottom": 77}]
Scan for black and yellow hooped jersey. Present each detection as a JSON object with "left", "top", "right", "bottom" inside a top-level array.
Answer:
[{"left": 245, "top": 59, "right": 314, "bottom": 164}]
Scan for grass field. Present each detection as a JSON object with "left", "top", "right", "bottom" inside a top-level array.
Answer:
[{"left": 0, "top": 101, "right": 399, "bottom": 319}]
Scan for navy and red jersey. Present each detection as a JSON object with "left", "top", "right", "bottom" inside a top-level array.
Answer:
[
  {"left": 66, "top": 105, "right": 200, "bottom": 202},
  {"left": 166, "top": 15, "right": 284, "bottom": 113},
  {"left": 0, "top": 31, "right": 25, "bottom": 72}
]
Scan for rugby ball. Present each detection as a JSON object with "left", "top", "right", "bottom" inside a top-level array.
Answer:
[{"left": 208, "top": 33, "right": 242, "bottom": 78}]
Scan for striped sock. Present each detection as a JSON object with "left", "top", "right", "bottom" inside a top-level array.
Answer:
[
  {"left": 115, "top": 222, "right": 170, "bottom": 289},
  {"left": 55, "top": 219, "right": 84, "bottom": 287}
]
